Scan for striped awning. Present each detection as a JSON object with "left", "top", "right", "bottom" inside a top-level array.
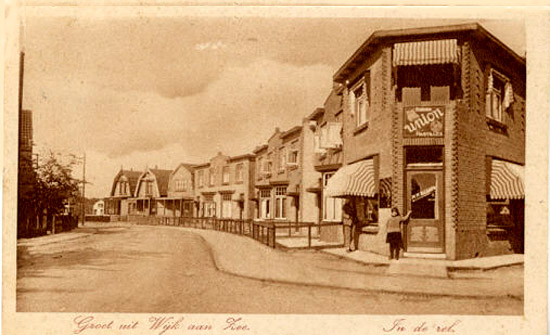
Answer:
[
  {"left": 325, "top": 159, "right": 376, "bottom": 198},
  {"left": 490, "top": 160, "right": 525, "bottom": 200},
  {"left": 393, "top": 39, "right": 459, "bottom": 66}
]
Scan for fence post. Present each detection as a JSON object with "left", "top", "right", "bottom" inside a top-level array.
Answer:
[
  {"left": 288, "top": 221, "right": 291, "bottom": 237},
  {"left": 272, "top": 225, "right": 276, "bottom": 248},
  {"left": 308, "top": 225, "right": 312, "bottom": 248}
]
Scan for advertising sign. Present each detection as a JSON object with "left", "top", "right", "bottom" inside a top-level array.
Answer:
[{"left": 403, "top": 106, "right": 445, "bottom": 138}]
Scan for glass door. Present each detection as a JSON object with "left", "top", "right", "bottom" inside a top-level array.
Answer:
[{"left": 405, "top": 170, "right": 444, "bottom": 253}]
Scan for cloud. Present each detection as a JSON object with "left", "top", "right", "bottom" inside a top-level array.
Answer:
[
  {"left": 27, "top": 58, "right": 333, "bottom": 197},
  {"left": 195, "top": 41, "right": 227, "bottom": 51}
]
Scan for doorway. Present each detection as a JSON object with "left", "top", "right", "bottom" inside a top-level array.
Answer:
[{"left": 405, "top": 170, "right": 445, "bottom": 253}]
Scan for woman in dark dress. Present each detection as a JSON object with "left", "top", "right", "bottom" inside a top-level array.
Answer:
[{"left": 386, "top": 207, "right": 412, "bottom": 260}]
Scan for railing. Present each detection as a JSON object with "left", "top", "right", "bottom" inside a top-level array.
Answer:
[{"left": 131, "top": 216, "right": 341, "bottom": 249}]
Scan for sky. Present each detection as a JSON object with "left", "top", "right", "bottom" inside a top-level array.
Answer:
[{"left": 20, "top": 10, "right": 525, "bottom": 198}]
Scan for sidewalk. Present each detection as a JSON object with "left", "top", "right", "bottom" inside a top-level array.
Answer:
[
  {"left": 17, "top": 231, "right": 92, "bottom": 247},
  {"left": 324, "top": 248, "right": 524, "bottom": 271},
  {"left": 174, "top": 227, "right": 523, "bottom": 299}
]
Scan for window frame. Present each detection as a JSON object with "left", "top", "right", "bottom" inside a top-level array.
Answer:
[
  {"left": 274, "top": 186, "right": 287, "bottom": 219},
  {"left": 235, "top": 163, "right": 244, "bottom": 183},
  {"left": 322, "top": 172, "right": 343, "bottom": 222},
  {"left": 350, "top": 72, "right": 371, "bottom": 129},
  {"left": 222, "top": 166, "right": 230, "bottom": 185},
  {"left": 486, "top": 68, "right": 510, "bottom": 124}
]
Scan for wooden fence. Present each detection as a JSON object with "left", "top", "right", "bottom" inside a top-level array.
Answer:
[{"left": 129, "top": 216, "right": 341, "bottom": 249}]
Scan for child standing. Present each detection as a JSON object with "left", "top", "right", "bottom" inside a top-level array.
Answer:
[{"left": 386, "top": 208, "right": 412, "bottom": 260}]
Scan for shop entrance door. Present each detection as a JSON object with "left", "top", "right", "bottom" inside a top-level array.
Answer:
[{"left": 405, "top": 170, "right": 444, "bottom": 253}]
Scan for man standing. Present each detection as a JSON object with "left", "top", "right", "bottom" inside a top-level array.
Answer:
[{"left": 343, "top": 198, "right": 361, "bottom": 252}]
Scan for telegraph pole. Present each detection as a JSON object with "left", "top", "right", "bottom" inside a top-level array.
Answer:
[{"left": 81, "top": 152, "right": 86, "bottom": 225}]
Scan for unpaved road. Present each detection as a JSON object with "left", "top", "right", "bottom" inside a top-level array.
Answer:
[{"left": 17, "top": 225, "right": 522, "bottom": 314}]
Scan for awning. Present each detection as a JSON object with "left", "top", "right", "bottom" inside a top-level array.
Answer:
[
  {"left": 325, "top": 159, "right": 376, "bottom": 198},
  {"left": 490, "top": 160, "right": 524, "bottom": 200},
  {"left": 393, "top": 39, "right": 459, "bottom": 66}
]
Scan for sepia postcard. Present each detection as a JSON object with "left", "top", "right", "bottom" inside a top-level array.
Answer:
[{"left": 3, "top": 2, "right": 548, "bottom": 335}]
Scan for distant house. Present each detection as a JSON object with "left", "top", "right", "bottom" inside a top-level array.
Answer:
[
  {"left": 253, "top": 126, "right": 317, "bottom": 224},
  {"left": 194, "top": 152, "right": 256, "bottom": 220},
  {"left": 93, "top": 200, "right": 105, "bottom": 216},
  {"left": 155, "top": 163, "right": 196, "bottom": 218},
  {"left": 304, "top": 89, "right": 346, "bottom": 243},
  {"left": 128, "top": 168, "right": 172, "bottom": 217},
  {"left": 105, "top": 169, "right": 142, "bottom": 218}
]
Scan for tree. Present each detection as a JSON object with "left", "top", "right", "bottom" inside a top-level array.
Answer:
[{"left": 19, "top": 151, "right": 81, "bottom": 236}]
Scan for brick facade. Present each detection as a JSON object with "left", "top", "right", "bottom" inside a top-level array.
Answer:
[{"left": 333, "top": 24, "right": 525, "bottom": 259}]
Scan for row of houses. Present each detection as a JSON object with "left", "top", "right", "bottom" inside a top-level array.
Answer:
[{"left": 105, "top": 23, "right": 525, "bottom": 260}]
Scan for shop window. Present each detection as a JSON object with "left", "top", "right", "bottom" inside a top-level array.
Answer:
[
  {"left": 405, "top": 146, "right": 443, "bottom": 166},
  {"left": 275, "top": 187, "right": 287, "bottom": 219},
  {"left": 355, "top": 197, "right": 378, "bottom": 225},
  {"left": 379, "top": 177, "right": 392, "bottom": 209},
  {"left": 410, "top": 173, "right": 437, "bottom": 219},
  {"left": 323, "top": 173, "right": 343, "bottom": 221},
  {"left": 486, "top": 199, "right": 514, "bottom": 230}
]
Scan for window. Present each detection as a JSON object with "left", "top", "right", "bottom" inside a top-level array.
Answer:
[
  {"left": 405, "top": 146, "right": 444, "bottom": 166},
  {"left": 221, "top": 194, "right": 232, "bottom": 218},
  {"left": 260, "top": 189, "right": 271, "bottom": 219},
  {"left": 486, "top": 68, "right": 513, "bottom": 123},
  {"left": 319, "top": 122, "right": 343, "bottom": 150},
  {"left": 222, "top": 166, "right": 230, "bottom": 185},
  {"left": 209, "top": 168, "right": 215, "bottom": 186},
  {"left": 264, "top": 153, "right": 273, "bottom": 176},
  {"left": 203, "top": 195, "right": 216, "bottom": 217},
  {"left": 175, "top": 180, "right": 187, "bottom": 192},
  {"left": 288, "top": 149, "right": 299, "bottom": 165},
  {"left": 486, "top": 199, "right": 514, "bottom": 229},
  {"left": 257, "top": 157, "right": 263, "bottom": 179},
  {"left": 198, "top": 170, "right": 204, "bottom": 188},
  {"left": 235, "top": 163, "right": 244, "bottom": 183},
  {"left": 279, "top": 147, "right": 286, "bottom": 173},
  {"left": 410, "top": 173, "right": 437, "bottom": 219},
  {"left": 275, "top": 187, "right": 287, "bottom": 219},
  {"left": 323, "top": 173, "right": 343, "bottom": 221},
  {"left": 145, "top": 180, "right": 153, "bottom": 195},
  {"left": 351, "top": 72, "right": 370, "bottom": 128}
]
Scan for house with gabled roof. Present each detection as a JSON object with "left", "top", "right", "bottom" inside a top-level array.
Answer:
[
  {"left": 128, "top": 167, "right": 172, "bottom": 217},
  {"left": 105, "top": 168, "right": 142, "bottom": 218}
]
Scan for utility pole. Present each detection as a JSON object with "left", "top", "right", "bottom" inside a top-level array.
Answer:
[{"left": 81, "top": 152, "right": 86, "bottom": 225}]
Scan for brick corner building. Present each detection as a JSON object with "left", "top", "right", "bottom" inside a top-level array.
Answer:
[{"left": 328, "top": 23, "right": 525, "bottom": 260}]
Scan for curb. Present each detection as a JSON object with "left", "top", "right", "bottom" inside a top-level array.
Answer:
[{"left": 186, "top": 228, "right": 523, "bottom": 300}]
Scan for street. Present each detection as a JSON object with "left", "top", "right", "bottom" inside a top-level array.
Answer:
[{"left": 17, "top": 224, "right": 522, "bottom": 314}]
